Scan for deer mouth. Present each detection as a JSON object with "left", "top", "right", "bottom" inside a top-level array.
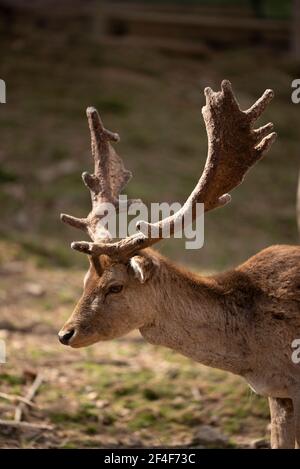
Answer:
[{"left": 67, "top": 332, "right": 100, "bottom": 348}]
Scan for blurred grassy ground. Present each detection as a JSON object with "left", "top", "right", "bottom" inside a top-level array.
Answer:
[
  {"left": 0, "top": 15, "right": 299, "bottom": 271},
  {"left": 0, "top": 4, "right": 299, "bottom": 448}
]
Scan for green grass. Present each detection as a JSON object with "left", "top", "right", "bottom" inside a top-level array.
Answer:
[{"left": 0, "top": 373, "right": 24, "bottom": 386}]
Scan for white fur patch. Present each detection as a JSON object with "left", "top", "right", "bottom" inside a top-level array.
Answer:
[
  {"left": 83, "top": 267, "right": 92, "bottom": 288},
  {"left": 130, "top": 256, "right": 160, "bottom": 283},
  {"left": 130, "top": 257, "right": 145, "bottom": 283}
]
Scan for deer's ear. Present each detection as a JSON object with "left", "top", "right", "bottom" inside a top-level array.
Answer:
[{"left": 129, "top": 255, "right": 159, "bottom": 284}]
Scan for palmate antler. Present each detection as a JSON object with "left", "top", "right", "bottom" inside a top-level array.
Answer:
[
  {"left": 61, "top": 107, "right": 140, "bottom": 242},
  {"left": 63, "top": 80, "right": 276, "bottom": 260}
]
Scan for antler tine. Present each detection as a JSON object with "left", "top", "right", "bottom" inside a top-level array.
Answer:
[
  {"left": 61, "top": 107, "right": 140, "bottom": 243},
  {"left": 71, "top": 80, "right": 276, "bottom": 260},
  {"left": 135, "top": 79, "right": 276, "bottom": 233},
  {"left": 84, "top": 106, "right": 119, "bottom": 203}
]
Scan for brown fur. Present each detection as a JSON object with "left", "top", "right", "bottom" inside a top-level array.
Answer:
[{"left": 59, "top": 244, "right": 300, "bottom": 448}]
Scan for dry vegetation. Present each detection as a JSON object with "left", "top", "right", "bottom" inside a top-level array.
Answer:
[{"left": 0, "top": 4, "right": 299, "bottom": 448}]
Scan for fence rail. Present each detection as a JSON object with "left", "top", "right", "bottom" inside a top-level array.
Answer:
[{"left": 103, "top": 4, "right": 290, "bottom": 51}]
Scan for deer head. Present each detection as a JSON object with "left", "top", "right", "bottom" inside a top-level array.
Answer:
[{"left": 58, "top": 80, "right": 276, "bottom": 348}]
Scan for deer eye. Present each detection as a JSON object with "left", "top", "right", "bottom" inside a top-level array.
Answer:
[{"left": 108, "top": 284, "right": 123, "bottom": 294}]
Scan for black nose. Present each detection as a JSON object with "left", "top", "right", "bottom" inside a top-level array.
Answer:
[{"left": 58, "top": 329, "right": 75, "bottom": 345}]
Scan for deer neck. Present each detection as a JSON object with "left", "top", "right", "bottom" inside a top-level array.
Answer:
[{"left": 139, "top": 256, "right": 254, "bottom": 376}]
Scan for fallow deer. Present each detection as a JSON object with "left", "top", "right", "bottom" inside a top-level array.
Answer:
[{"left": 59, "top": 81, "right": 300, "bottom": 449}]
